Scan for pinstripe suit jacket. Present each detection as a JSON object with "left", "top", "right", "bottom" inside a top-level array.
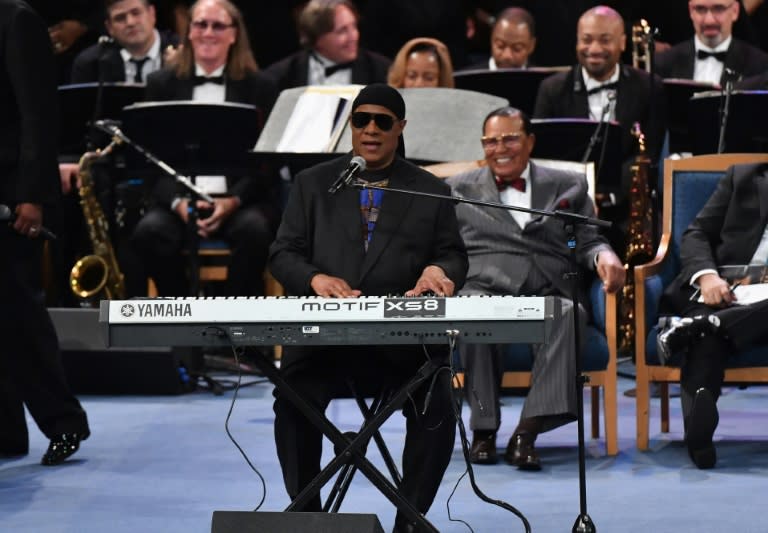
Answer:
[{"left": 445, "top": 162, "right": 612, "bottom": 299}]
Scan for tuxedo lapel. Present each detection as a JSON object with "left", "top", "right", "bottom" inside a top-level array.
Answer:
[
  {"left": 681, "top": 41, "right": 696, "bottom": 80},
  {"left": 528, "top": 164, "right": 558, "bottom": 225}
]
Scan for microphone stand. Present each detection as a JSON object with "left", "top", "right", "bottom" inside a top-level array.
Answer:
[
  {"left": 582, "top": 93, "right": 616, "bottom": 193},
  {"left": 717, "top": 69, "right": 737, "bottom": 153},
  {"left": 348, "top": 179, "right": 609, "bottom": 533},
  {"left": 95, "top": 121, "right": 214, "bottom": 204}
]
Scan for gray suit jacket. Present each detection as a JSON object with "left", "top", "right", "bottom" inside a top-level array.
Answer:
[{"left": 445, "top": 162, "right": 612, "bottom": 299}]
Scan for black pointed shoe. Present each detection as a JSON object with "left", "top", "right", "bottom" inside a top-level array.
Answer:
[
  {"left": 685, "top": 388, "right": 719, "bottom": 469},
  {"left": 41, "top": 433, "right": 86, "bottom": 466}
]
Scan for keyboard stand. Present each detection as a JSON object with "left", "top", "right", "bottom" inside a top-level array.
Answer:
[{"left": 246, "top": 346, "right": 442, "bottom": 532}]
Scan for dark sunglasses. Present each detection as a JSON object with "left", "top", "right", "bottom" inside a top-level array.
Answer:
[
  {"left": 190, "top": 19, "right": 235, "bottom": 32},
  {"left": 350, "top": 111, "right": 396, "bottom": 131}
]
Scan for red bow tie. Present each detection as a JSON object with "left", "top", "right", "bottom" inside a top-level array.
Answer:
[{"left": 496, "top": 177, "right": 526, "bottom": 192}]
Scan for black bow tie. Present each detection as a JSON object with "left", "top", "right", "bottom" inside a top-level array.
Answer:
[
  {"left": 586, "top": 81, "right": 619, "bottom": 96},
  {"left": 324, "top": 61, "right": 354, "bottom": 76},
  {"left": 697, "top": 49, "right": 728, "bottom": 62},
  {"left": 193, "top": 75, "right": 225, "bottom": 86}
]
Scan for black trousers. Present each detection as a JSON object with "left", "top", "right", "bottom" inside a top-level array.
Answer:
[
  {"left": 0, "top": 230, "right": 89, "bottom": 452},
  {"left": 130, "top": 203, "right": 274, "bottom": 297},
  {"left": 675, "top": 296, "right": 768, "bottom": 405},
  {"left": 273, "top": 344, "right": 456, "bottom": 521}
]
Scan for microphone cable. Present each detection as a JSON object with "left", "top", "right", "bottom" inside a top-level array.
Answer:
[{"left": 444, "top": 332, "right": 533, "bottom": 533}]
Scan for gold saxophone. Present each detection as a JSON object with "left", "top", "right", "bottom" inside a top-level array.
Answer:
[
  {"left": 69, "top": 140, "right": 126, "bottom": 301},
  {"left": 618, "top": 123, "right": 655, "bottom": 354},
  {"left": 632, "top": 19, "right": 652, "bottom": 73}
]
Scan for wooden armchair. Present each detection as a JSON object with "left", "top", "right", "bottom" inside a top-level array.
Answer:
[{"left": 634, "top": 153, "right": 768, "bottom": 450}]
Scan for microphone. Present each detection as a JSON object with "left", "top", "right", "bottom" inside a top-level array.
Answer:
[
  {"left": 98, "top": 35, "right": 115, "bottom": 46},
  {"left": 0, "top": 204, "right": 57, "bottom": 240},
  {"left": 328, "top": 155, "right": 366, "bottom": 194}
]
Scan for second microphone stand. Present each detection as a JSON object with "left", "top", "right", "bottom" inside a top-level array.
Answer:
[{"left": 348, "top": 177, "right": 609, "bottom": 533}]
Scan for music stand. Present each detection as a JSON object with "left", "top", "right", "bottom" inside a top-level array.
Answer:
[
  {"left": 661, "top": 79, "right": 719, "bottom": 154},
  {"left": 58, "top": 82, "right": 144, "bottom": 157},
  {"left": 453, "top": 67, "right": 565, "bottom": 117},
  {"left": 531, "top": 118, "right": 623, "bottom": 197},
  {"left": 121, "top": 101, "right": 262, "bottom": 293},
  {"left": 688, "top": 90, "right": 768, "bottom": 154}
]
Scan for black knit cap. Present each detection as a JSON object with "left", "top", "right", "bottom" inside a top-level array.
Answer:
[{"left": 351, "top": 83, "right": 406, "bottom": 119}]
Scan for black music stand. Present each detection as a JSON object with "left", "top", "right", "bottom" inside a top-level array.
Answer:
[
  {"left": 688, "top": 90, "right": 768, "bottom": 154},
  {"left": 58, "top": 82, "right": 144, "bottom": 157},
  {"left": 120, "top": 101, "right": 262, "bottom": 394},
  {"left": 662, "top": 79, "right": 719, "bottom": 154},
  {"left": 531, "top": 118, "right": 623, "bottom": 197},
  {"left": 453, "top": 67, "right": 563, "bottom": 116}
]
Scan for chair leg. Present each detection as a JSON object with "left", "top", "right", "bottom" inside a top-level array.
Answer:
[
  {"left": 590, "top": 387, "right": 600, "bottom": 439},
  {"left": 636, "top": 374, "right": 651, "bottom": 451},
  {"left": 660, "top": 383, "right": 670, "bottom": 433},
  {"left": 602, "top": 379, "right": 618, "bottom": 456}
]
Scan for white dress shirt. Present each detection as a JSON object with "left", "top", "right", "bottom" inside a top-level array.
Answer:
[
  {"left": 693, "top": 35, "right": 731, "bottom": 86},
  {"left": 120, "top": 29, "right": 162, "bottom": 83},
  {"left": 583, "top": 66, "right": 619, "bottom": 122},
  {"left": 497, "top": 163, "right": 532, "bottom": 229}
]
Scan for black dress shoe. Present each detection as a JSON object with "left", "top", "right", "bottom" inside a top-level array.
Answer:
[
  {"left": 41, "top": 433, "right": 86, "bottom": 466},
  {"left": 657, "top": 314, "right": 721, "bottom": 365},
  {"left": 686, "top": 388, "right": 719, "bottom": 469},
  {"left": 504, "top": 433, "right": 541, "bottom": 471},
  {"left": 469, "top": 432, "right": 498, "bottom": 464}
]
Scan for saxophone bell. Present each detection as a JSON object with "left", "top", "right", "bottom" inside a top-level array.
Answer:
[{"left": 70, "top": 254, "right": 110, "bottom": 299}]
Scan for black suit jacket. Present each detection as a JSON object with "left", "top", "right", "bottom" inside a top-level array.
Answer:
[
  {"left": 268, "top": 154, "right": 467, "bottom": 297},
  {"left": 533, "top": 64, "right": 666, "bottom": 199},
  {"left": 663, "top": 163, "right": 768, "bottom": 313},
  {"left": 655, "top": 38, "right": 768, "bottom": 85},
  {"left": 70, "top": 31, "right": 179, "bottom": 83},
  {"left": 143, "top": 67, "right": 279, "bottom": 207},
  {"left": 0, "top": 0, "right": 60, "bottom": 208},
  {"left": 263, "top": 48, "right": 391, "bottom": 92}
]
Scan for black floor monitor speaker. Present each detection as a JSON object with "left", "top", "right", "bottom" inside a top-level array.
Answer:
[
  {"left": 211, "top": 511, "right": 385, "bottom": 533},
  {"left": 50, "top": 308, "right": 187, "bottom": 395}
]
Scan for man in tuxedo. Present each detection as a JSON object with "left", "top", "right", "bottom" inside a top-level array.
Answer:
[
  {"left": 657, "top": 163, "right": 768, "bottom": 469},
  {"left": 488, "top": 7, "right": 537, "bottom": 69},
  {"left": 656, "top": 0, "right": 768, "bottom": 86},
  {"left": 130, "top": 0, "right": 278, "bottom": 297},
  {"left": 0, "top": 0, "right": 90, "bottom": 465},
  {"left": 269, "top": 83, "right": 467, "bottom": 532},
  {"left": 446, "top": 106, "right": 624, "bottom": 468},
  {"left": 534, "top": 5, "right": 665, "bottom": 254},
  {"left": 264, "top": 0, "right": 391, "bottom": 92},
  {"left": 71, "top": 0, "right": 179, "bottom": 84}
]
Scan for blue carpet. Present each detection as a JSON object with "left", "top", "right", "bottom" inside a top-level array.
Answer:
[{"left": 1, "top": 374, "right": 766, "bottom": 532}]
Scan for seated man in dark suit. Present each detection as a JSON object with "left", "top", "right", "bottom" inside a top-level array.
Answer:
[
  {"left": 71, "top": 0, "right": 179, "bottom": 83},
  {"left": 446, "top": 106, "right": 625, "bottom": 469},
  {"left": 657, "top": 162, "right": 768, "bottom": 469},
  {"left": 130, "top": 0, "right": 279, "bottom": 297},
  {"left": 263, "top": 0, "right": 391, "bottom": 91},
  {"left": 656, "top": 0, "right": 768, "bottom": 86},
  {"left": 534, "top": 5, "right": 665, "bottom": 254},
  {"left": 269, "top": 84, "right": 467, "bottom": 532},
  {"left": 465, "top": 7, "right": 537, "bottom": 70}
]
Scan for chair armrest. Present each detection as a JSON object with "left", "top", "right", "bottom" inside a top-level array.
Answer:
[{"left": 634, "top": 233, "right": 673, "bottom": 368}]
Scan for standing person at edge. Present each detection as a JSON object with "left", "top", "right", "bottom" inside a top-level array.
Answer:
[
  {"left": 269, "top": 83, "right": 467, "bottom": 533},
  {"left": 0, "top": 0, "right": 90, "bottom": 465}
]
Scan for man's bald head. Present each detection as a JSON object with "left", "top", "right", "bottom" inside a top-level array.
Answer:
[{"left": 576, "top": 5, "right": 626, "bottom": 81}]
